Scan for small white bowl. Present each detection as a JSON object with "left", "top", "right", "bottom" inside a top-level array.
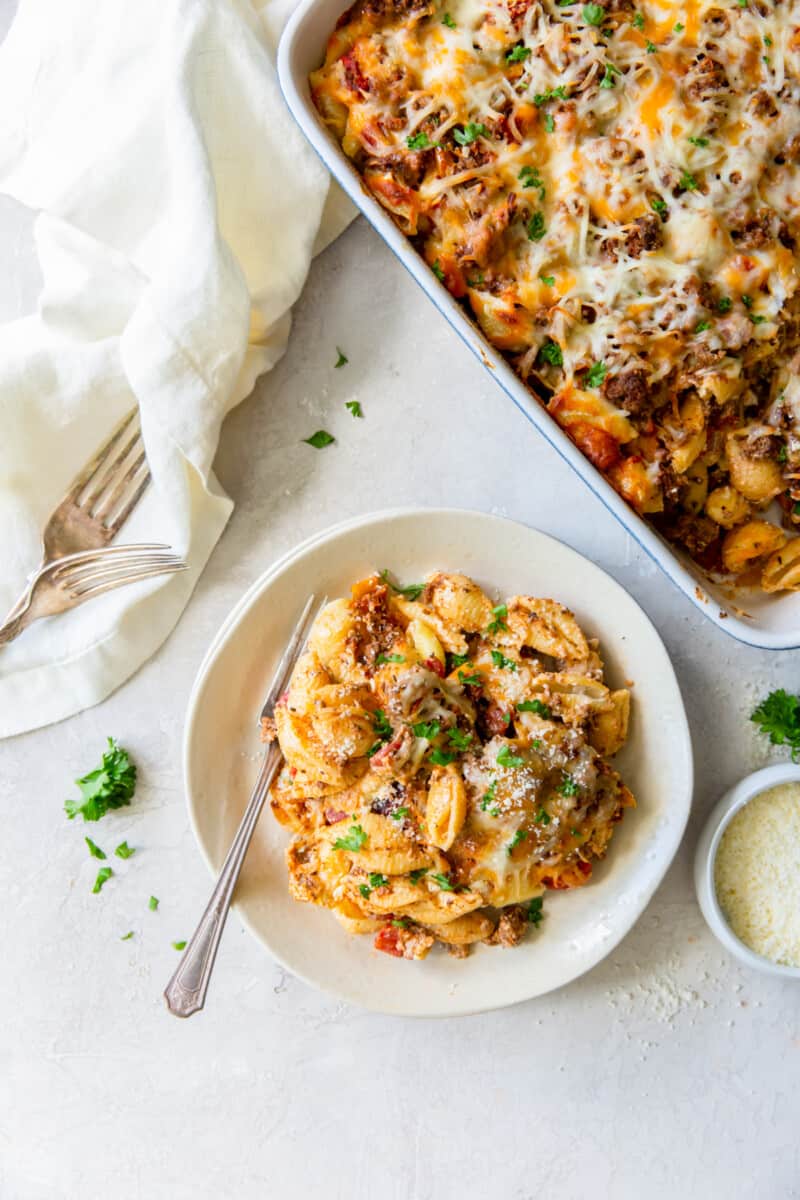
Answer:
[{"left": 694, "top": 763, "right": 800, "bottom": 978}]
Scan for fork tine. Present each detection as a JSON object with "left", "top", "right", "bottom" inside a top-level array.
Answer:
[
  {"left": 103, "top": 467, "right": 152, "bottom": 536},
  {"left": 69, "top": 561, "right": 187, "bottom": 599},
  {"left": 51, "top": 544, "right": 176, "bottom": 579},
  {"left": 259, "top": 594, "right": 326, "bottom": 722},
  {"left": 66, "top": 408, "right": 140, "bottom": 502},
  {"left": 80, "top": 427, "right": 144, "bottom": 512},
  {"left": 59, "top": 554, "right": 185, "bottom": 589},
  {"left": 91, "top": 452, "right": 149, "bottom": 525}
]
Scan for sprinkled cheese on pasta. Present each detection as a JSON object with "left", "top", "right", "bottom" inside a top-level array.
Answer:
[
  {"left": 269, "top": 572, "right": 635, "bottom": 960},
  {"left": 312, "top": 0, "right": 800, "bottom": 592}
]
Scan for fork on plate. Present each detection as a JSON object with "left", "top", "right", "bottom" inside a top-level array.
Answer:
[{"left": 164, "top": 594, "right": 324, "bottom": 1018}]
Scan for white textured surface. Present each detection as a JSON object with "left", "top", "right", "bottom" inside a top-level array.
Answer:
[{"left": 2, "top": 48, "right": 800, "bottom": 1200}]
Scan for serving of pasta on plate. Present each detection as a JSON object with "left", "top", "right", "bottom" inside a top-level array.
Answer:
[{"left": 267, "top": 570, "right": 635, "bottom": 960}]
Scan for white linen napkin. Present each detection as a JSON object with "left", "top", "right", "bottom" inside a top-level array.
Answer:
[{"left": 0, "top": 0, "right": 353, "bottom": 739}]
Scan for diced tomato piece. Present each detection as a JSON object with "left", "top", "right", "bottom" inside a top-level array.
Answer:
[
  {"left": 424, "top": 656, "right": 445, "bottom": 678},
  {"left": 374, "top": 926, "right": 404, "bottom": 957}
]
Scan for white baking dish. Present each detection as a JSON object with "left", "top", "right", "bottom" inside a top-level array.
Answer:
[{"left": 277, "top": 6, "right": 798, "bottom": 649}]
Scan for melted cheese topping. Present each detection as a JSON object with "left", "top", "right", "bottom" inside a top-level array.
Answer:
[{"left": 312, "top": 0, "right": 800, "bottom": 586}]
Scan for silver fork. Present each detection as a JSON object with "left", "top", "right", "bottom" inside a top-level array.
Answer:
[
  {"left": 3, "top": 407, "right": 149, "bottom": 623},
  {"left": 0, "top": 545, "right": 187, "bottom": 645},
  {"left": 164, "top": 594, "right": 324, "bottom": 1019}
]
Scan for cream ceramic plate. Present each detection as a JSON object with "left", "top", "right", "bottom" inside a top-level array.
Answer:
[{"left": 184, "top": 509, "right": 693, "bottom": 1016}]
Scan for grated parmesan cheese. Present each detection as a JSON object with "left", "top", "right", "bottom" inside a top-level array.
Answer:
[{"left": 714, "top": 783, "right": 800, "bottom": 968}]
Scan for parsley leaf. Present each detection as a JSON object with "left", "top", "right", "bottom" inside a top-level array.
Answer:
[
  {"left": 378, "top": 569, "right": 424, "bottom": 600},
  {"left": 527, "top": 211, "right": 547, "bottom": 241},
  {"left": 751, "top": 690, "right": 800, "bottom": 760},
  {"left": 453, "top": 122, "right": 489, "bottom": 146},
  {"left": 407, "top": 131, "right": 431, "bottom": 150},
  {"left": 432, "top": 259, "right": 445, "bottom": 282},
  {"left": 599, "top": 61, "right": 621, "bottom": 88},
  {"left": 391, "top": 918, "right": 410, "bottom": 929},
  {"left": 645, "top": 39, "right": 657, "bottom": 51},
  {"left": 528, "top": 896, "right": 544, "bottom": 926},
  {"left": 333, "top": 823, "right": 368, "bottom": 852},
  {"left": 429, "top": 748, "right": 458, "bottom": 766},
  {"left": 491, "top": 648, "right": 517, "bottom": 672},
  {"left": 778, "top": 444, "right": 788, "bottom": 464},
  {"left": 583, "top": 3, "right": 605, "bottom": 23},
  {"left": 650, "top": 194, "right": 667, "bottom": 215},
  {"left": 458, "top": 669, "right": 482, "bottom": 687},
  {"left": 92, "top": 866, "right": 113, "bottom": 894},
  {"left": 114, "top": 841, "right": 135, "bottom": 859},
  {"left": 535, "top": 806, "right": 551, "bottom": 825},
  {"left": 480, "top": 779, "right": 499, "bottom": 814},
  {"left": 487, "top": 602, "right": 508, "bottom": 634},
  {"left": 391, "top": 807, "right": 410, "bottom": 821},
  {"left": 334, "top": 347, "right": 348, "bottom": 368},
  {"left": 431, "top": 872, "right": 454, "bottom": 891},
  {"left": 538, "top": 339, "right": 563, "bottom": 366},
  {"left": 540, "top": 274, "right": 555, "bottom": 286},
  {"left": 85, "top": 837, "right": 106, "bottom": 860},
  {"left": 448, "top": 728, "right": 473, "bottom": 750},
  {"left": 673, "top": 20, "right": 684, "bottom": 31},
  {"left": 448, "top": 652, "right": 471, "bottom": 669},
  {"left": 533, "top": 87, "right": 568, "bottom": 106},
  {"left": 678, "top": 170, "right": 699, "bottom": 191},
  {"left": 558, "top": 775, "right": 581, "bottom": 797},
  {"left": 409, "top": 868, "right": 428, "bottom": 884},
  {"left": 632, "top": 11, "right": 644, "bottom": 28},
  {"left": 507, "top": 829, "right": 529, "bottom": 854},
  {"left": 696, "top": 319, "right": 712, "bottom": 333},
  {"left": 585, "top": 361, "right": 607, "bottom": 388},
  {"left": 359, "top": 883, "right": 371, "bottom": 898},
  {"left": 506, "top": 43, "right": 531, "bottom": 61},
  {"left": 367, "top": 710, "right": 393, "bottom": 756},
  {"left": 65, "top": 738, "right": 137, "bottom": 823},
  {"left": 120, "top": 931, "right": 134, "bottom": 941},
  {"left": 376, "top": 652, "right": 405, "bottom": 664},
  {"left": 497, "top": 745, "right": 525, "bottom": 769},
  {"left": 544, "top": 112, "right": 555, "bottom": 133},
  {"left": 517, "top": 699, "right": 551, "bottom": 717},
  {"left": 345, "top": 400, "right": 363, "bottom": 418},
  {"left": 172, "top": 941, "right": 187, "bottom": 951},
  {"left": 369, "top": 873, "right": 389, "bottom": 889},
  {"left": 149, "top": 895, "right": 159, "bottom": 911},
  {"left": 689, "top": 135, "right": 709, "bottom": 147},
  {"left": 303, "top": 430, "right": 335, "bottom": 449},
  {"left": 717, "top": 296, "right": 732, "bottom": 313},
  {"left": 412, "top": 719, "right": 441, "bottom": 740},
  {"left": 442, "top": 11, "right": 456, "bottom": 26}
]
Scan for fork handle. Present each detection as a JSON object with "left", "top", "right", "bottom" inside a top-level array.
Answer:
[
  {"left": 163, "top": 744, "right": 282, "bottom": 1018},
  {"left": 0, "top": 600, "right": 35, "bottom": 645}
]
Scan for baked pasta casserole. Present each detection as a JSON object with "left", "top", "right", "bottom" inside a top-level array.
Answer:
[
  {"left": 267, "top": 572, "right": 635, "bottom": 960},
  {"left": 311, "top": 0, "right": 800, "bottom": 592}
]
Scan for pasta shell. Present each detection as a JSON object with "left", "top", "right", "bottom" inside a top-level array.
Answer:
[{"left": 426, "top": 765, "right": 467, "bottom": 850}]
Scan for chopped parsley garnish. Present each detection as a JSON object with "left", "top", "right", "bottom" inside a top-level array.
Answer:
[
  {"left": 333, "top": 823, "right": 368, "bottom": 852},
  {"left": 558, "top": 775, "right": 581, "bottom": 797},
  {"left": 517, "top": 698, "right": 551, "bottom": 717},
  {"left": 678, "top": 170, "right": 699, "bottom": 191},
  {"left": 583, "top": 3, "right": 605, "bottom": 23},
  {"left": 412, "top": 719, "right": 441, "bottom": 740},
  {"left": 794, "top": 502, "right": 800, "bottom": 516},
  {"left": 453, "top": 122, "right": 489, "bottom": 146},
  {"left": 507, "top": 829, "right": 529, "bottom": 854},
  {"left": 458, "top": 669, "right": 482, "bottom": 687},
  {"left": 448, "top": 728, "right": 474, "bottom": 750},
  {"left": 304, "top": 430, "right": 335, "bottom": 449},
  {"left": 378, "top": 569, "right": 424, "bottom": 600},
  {"left": 85, "top": 837, "right": 106, "bottom": 860},
  {"left": 120, "top": 931, "right": 134, "bottom": 941},
  {"left": 359, "top": 883, "right": 371, "bottom": 898},
  {"left": 480, "top": 779, "right": 499, "bottom": 815},
  {"left": 506, "top": 43, "right": 531, "bottom": 62},
  {"left": 646, "top": 39, "right": 657, "bottom": 52},
  {"left": 632, "top": 11, "right": 644, "bottom": 28},
  {"left": 345, "top": 400, "right": 363, "bottom": 418},
  {"left": 442, "top": 11, "right": 456, "bottom": 26},
  {"left": 409, "top": 868, "right": 428, "bottom": 884},
  {"left": 737, "top": 0, "right": 746, "bottom": 7},
  {"left": 149, "top": 895, "right": 159, "bottom": 911},
  {"left": 92, "top": 866, "right": 113, "bottom": 894},
  {"left": 599, "top": 61, "right": 621, "bottom": 89},
  {"left": 431, "top": 872, "right": 455, "bottom": 891},
  {"left": 65, "top": 738, "right": 137, "bottom": 823},
  {"left": 689, "top": 135, "right": 709, "bottom": 147},
  {"left": 751, "top": 690, "right": 800, "bottom": 760},
  {"left": 391, "top": 918, "right": 410, "bottom": 929},
  {"left": 519, "top": 165, "right": 546, "bottom": 200},
  {"left": 407, "top": 131, "right": 431, "bottom": 150},
  {"left": 673, "top": 21, "right": 684, "bottom": 31},
  {"left": 467, "top": 273, "right": 485, "bottom": 287},
  {"left": 695, "top": 320, "right": 711, "bottom": 333},
  {"left": 334, "top": 347, "right": 348, "bottom": 368},
  {"left": 497, "top": 745, "right": 525, "bottom": 769},
  {"left": 535, "top": 806, "right": 551, "bottom": 825},
  {"left": 764, "top": 34, "right": 773, "bottom": 46},
  {"left": 650, "top": 195, "right": 667, "bottom": 215},
  {"left": 540, "top": 274, "right": 555, "bottom": 286},
  {"left": 538, "top": 339, "right": 563, "bottom": 366},
  {"left": 172, "top": 941, "right": 187, "bottom": 951},
  {"left": 491, "top": 649, "right": 517, "bottom": 672},
  {"left": 528, "top": 896, "right": 544, "bottom": 926},
  {"left": 369, "top": 873, "right": 389, "bottom": 889},
  {"left": 432, "top": 259, "right": 445, "bottom": 282},
  {"left": 544, "top": 112, "right": 555, "bottom": 133},
  {"left": 368, "top": 709, "right": 393, "bottom": 755},
  {"left": 751, "top": 314, "right": 767, "bottom": 325},
  {"left": 717, "top": 296, "right": 732, "bottom": 313},
  {"left": 778, "top": 445, "right": 788, "bottom": 464},
  {"left": 527, "top": 211, "right": 547, "bottom": 241},
  {"left": 391, "top": 807, "right": 410, "bottom": 821},
  {"left": 585, "top": 361, "right": 607, "bottom": 388},
  {"left": 114, "top": 841, "right": 135, "bottom": 859},
  {"left": 429, "top": 748, "right": 458, "bottom": 766},
  {"left": 741, "top": 294, "right": 753, "bottom": 308},
  {"left": 533, "top": 86, "right": 568, "bottom": 106},
  {"left": 487, "top": 602, "right": 508, "bottom": 633},
  {"left": 448, "top": 651, "right": 471, "bottom": 669},
  {"left": 376, "top": 652, "right": 405, "bottom": 665}
]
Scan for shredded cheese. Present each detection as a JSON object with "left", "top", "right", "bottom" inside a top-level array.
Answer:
[{"left": 714, "top": 783, "right": 800, "bottom": 968}]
